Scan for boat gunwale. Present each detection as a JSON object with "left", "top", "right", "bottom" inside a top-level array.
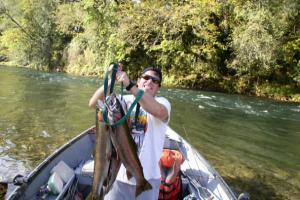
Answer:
[
  {"left": 27, "top": 126, "right": 95, "bottom": 182},
  {"left": 7, "top": 126, "right": 95, "bottom": 200},
  {"left": 166, "top": 127, "right": 237, "bottom": 199}
]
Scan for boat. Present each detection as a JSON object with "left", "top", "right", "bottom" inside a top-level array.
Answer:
[{"left": 6, "top": 126, "right": 247, "bottom": 200}]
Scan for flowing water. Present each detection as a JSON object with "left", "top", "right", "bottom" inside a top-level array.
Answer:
[{"left": 0, "top": 66, "right": 299, "bottom": 199}]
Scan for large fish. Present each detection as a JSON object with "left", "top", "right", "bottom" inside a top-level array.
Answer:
[
  {"left": 106, "top": 93, "right": 152, "bottom": 197},
  {"left": 91, "top": 107, "right": 113, "bottom": 200},
  {"left": 102, "top": 143, "right": 121, "bottom": 194}
]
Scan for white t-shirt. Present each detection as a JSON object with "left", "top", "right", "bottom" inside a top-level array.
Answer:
[{"left": 116, "top": 95, "right": 171, "bottom": 184}]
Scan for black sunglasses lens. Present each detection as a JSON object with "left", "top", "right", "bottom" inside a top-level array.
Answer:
[
  {"left": 142, "top": 76, "right": 150, "bottom": 80},
  {"left": 152, "top": 79, "right": 160, "bottom": 84},
  {"left": 142, "top": 75, "right": 160, "bottom": 84}
]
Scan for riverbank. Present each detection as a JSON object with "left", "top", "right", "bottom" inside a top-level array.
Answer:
[{"left": 1, "top": 64, "right": 300, "bottom": 103}]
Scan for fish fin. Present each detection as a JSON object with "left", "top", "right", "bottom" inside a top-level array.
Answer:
[
  {"left": 135, "top": 180, "right": 152, "bottom": 197},
  {"left": 126, "top": 170, "right": 133, "bottom": 180},
  {"left": 88, "top": 189, "right": 105, "bottom": 200}
]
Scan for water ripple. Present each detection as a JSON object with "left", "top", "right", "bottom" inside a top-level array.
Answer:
[{"left": 290, "top": 108, "right": 300, "bottom": 112}]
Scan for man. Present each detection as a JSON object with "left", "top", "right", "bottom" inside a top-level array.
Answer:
[{"left": 89, "top": 65, "right": 171, "bottom": 200}]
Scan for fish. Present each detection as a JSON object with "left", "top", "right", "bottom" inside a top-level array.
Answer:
[
  {"left": 91, "top": 107, "right": 112, "bottom": 200},
  {"left": 102, "top": 144, "right": 121, "bottom": 194},
  {"left": 106, "top": 93, "right": 152, "bottom": 197}
]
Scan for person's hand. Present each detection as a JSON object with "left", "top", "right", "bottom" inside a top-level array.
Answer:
[
  {"left": 107, "top": 63, "right": 122, "bottom": 77},
  {"left": 116, "top": 70, "right": 130, "bottom": 87},
  {"left": 107, "top": 63, "right": 130, "bottom": 87}
]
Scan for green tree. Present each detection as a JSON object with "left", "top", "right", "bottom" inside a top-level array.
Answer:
[
  {"left": 109, "top": 0, "right": 231, "bottom": 88},
  {"left": 0, "top": 0, "right": 299, "bottom": 101},
  {"left": 56, "top": 0, "right": 119, "bottom": 75},
  {"left": 229, "top": 0, "right": 300, "bottom": 96},
  {"left": 230, "top": 2, "right": 278, "bottom": 82},
  {"left": 0, "top": 0, "right": 62, "bottom": 70}
]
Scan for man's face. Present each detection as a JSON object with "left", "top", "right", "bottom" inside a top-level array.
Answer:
[{"left": 137, "top": 70, "right": 161, "bottom": 96}]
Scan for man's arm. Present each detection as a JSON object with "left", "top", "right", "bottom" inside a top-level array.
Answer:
[
  {"left": 88, "top": 85, "right": 105, "bottom": 109},
  {"left": 130, "top": 86, "right": 169, "bottom": 122},
  {"left": 116, "top": 71, "right": 169, "bottom": 122},
  {"left": 89, "top": 81, "right": 113, "bottom": 109},
  {"left": 91, "top": 68, "right": 169, "bottom": 122}
]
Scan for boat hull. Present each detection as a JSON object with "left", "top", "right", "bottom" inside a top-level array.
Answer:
[{"left": 6, "top": 126, "right": 237, "bottom": 200}]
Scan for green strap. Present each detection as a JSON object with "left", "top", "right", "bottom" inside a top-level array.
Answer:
[
  {"left": 110, "top": 63, "right": 118, "bottom": 94},
  {"left": 121, "top": 83, "right": 124, "bottom": 99},
  {"left": 103, "top": 63, "right": 119, "bottom": 98},
  {"left": 103, "top": 71, "right": 109, "bottom": 98},
  {"left": 102, "top": 89, "right": 144, "bottom": 127}
]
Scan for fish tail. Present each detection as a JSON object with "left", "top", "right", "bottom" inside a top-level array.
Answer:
[
  {"left": 86, "top": 191, "right": 104, "bottom": 200},
  {"left": 135, "top": 179, "right": 152, "bottom": 197}
]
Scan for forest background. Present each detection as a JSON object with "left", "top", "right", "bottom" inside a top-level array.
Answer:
[{"left": 0, "top": 0, "right": 299, "bottom": 102}]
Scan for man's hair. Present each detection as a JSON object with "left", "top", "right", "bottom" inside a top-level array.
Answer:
[{"left": 142, "top": 67, "right": 162, "bottom": 82}]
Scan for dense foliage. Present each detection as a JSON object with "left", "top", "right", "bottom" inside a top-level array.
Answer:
[{"left": 0, "top": 0, "right": 299, "bottom": 101}]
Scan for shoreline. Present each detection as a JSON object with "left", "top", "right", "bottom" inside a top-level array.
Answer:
[{"left": 1, "top": 64, "right": 299, "bottom": 103}]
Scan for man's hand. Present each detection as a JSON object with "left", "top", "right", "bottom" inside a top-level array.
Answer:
[
  {"left": 107, "top": 63, "right": 122, "bottom": 77},
  {"left": 107, "top": 63, "right": 129, "bottom": 87},
  {"left": 116, "top": 71, "right": 130, "bottom": 87}
]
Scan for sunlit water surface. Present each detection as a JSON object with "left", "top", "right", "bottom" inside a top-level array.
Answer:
[{"left": 0, "top": 66, "right": 299, "bottom": 199}]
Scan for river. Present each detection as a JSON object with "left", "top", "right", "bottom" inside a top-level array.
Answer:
[{"left": 0, "top": 66, "right": 299, "bottom": 199}]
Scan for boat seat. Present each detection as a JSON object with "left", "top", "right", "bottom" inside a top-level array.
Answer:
[{"left": 163, "top": 137, "right": 181, "bottom": 150}]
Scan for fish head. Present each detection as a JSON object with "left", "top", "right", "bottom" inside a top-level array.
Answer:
[{"left": 106, "top": 94, "right": 124, "bottom": 123}]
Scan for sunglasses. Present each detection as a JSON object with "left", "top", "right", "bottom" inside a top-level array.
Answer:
[{"left": 141, "top": 75, "right": 161, "bottom": 85}]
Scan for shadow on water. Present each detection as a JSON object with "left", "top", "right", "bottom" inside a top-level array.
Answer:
[{"left": 224, "top": 175, "right": 285, "bottom": 200}]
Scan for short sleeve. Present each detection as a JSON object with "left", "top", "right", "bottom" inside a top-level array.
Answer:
[{"left": 156, "top": 97, "right": 171, "bottom": 123}]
